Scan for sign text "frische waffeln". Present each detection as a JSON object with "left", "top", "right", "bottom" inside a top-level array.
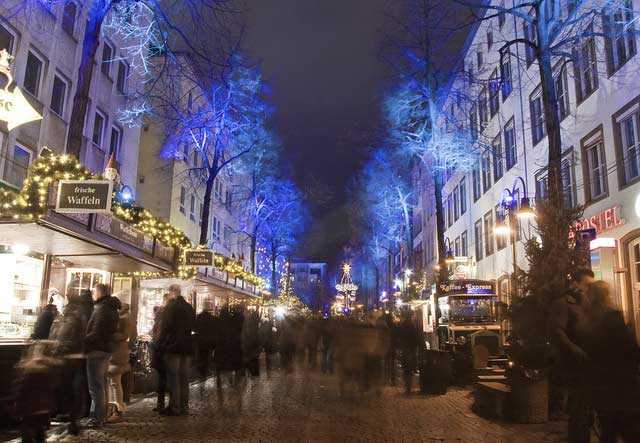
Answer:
[{"left": 56, "top": 180, "right": 113, "bottom": 214}]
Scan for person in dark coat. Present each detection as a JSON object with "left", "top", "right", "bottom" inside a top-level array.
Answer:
[
  {"left": 584, "top": 281, "right": 640, "bottom": 443},
  {"left": 159, "top": 284, "right": 195, "bottom": 416},
  {"left": 260, "top": 318, "right": 276, "bottom": 372},
  {"left": 382, "top": 313, "right": 397, "bottom": 385},
  {"left": 50, "top": 296, "right": 88, "bottom": 435},
  {"left": 214, "top": 305, "right": 244, "bottom": 385},
  {"left": 194, "top": 302, "right": 217, "bottom": 381},
  {"left": 151, "top": 293, "right": 170, "bottom": 411},
  {"left": 548, "top": 269, "right": 594, "bottom": 443},
  {"left": 84, "top": 284, "right": 119, "bottom": 428},
  {"left": 31, "top": 297, "right": 58, "bottom": 340},
  {"left": 396, "top": 312, "right": 421, "bottom": 395}
]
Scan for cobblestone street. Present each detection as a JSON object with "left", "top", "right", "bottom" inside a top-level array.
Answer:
[{"left": 40, "top": 367, "right": 566, "bottom": 443}]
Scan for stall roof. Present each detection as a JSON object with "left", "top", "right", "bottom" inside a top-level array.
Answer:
[{"left": 0, "top": 221, "right": 170, "bottom": 274}]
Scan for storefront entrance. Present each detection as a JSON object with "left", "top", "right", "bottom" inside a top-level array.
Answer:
[{"left": 627, "top": 236, "right": 640, "bottom": 339}]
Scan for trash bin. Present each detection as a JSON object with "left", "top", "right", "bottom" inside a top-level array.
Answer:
[{"left": 420, "top": 350, "right": 452, "bottom": 395}]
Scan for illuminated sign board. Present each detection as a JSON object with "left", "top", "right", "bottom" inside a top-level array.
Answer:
[
  {"left": 440, "top": 280, "right": 495, "bottom": 296},
  {"left": 0, "top": 49, "right": 42, "bottom": 131}
]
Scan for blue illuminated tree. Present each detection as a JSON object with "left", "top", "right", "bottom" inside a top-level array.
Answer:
[
  {"left": 156, "top": 58, "right": 275, "bottom": 246},
  {"left": 255, "top": 179, "right": 306, "bottom": 296},
  {"left": 2, "top": 0, "right": 235, "bottom": 158}
]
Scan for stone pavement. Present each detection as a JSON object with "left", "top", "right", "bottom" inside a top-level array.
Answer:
[{"left": 36, "top": 366, "right": 567, "bottom": 443}]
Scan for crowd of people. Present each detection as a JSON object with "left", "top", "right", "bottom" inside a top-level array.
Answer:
[
  {"left": 14, "top": 282, "right": 428, "bottom": 442},
  {"left": 17, "top": 269, "right": 640, "bottom": 442},
  {"left": 549, "top": 270, "right": 640, "bottom": 443}
]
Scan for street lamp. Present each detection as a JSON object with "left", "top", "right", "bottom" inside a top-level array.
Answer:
[
  {"left": 443, "top": 238, "right": 455, "bottom": 265},
  {"left": 496, "top": 176, "right": 534, "bottom": 299}
]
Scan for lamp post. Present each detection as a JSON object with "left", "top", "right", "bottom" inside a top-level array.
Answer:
[{"left": 494, "top": 177, "right": 535, "bottom": 299}]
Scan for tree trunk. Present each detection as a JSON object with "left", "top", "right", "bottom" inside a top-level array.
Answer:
[
  {"left": 537, "top": 51, "right": 564, "bottom": 210},
  {"left": 66, "top": 1, "right": 110, "bottom": 158},
  {"left": 433, "top": 168, "right": 447, "bottom": 350},
  {"left": 374, "top": 265, "right": 380, "bottom": 309},
  {"left": 271, "top": 247, "right": 277, "bottom": 297},
  {"left": 199, "top": 172, "right": 215, "bottom": 245},
  {"left": 250, "top": 226, "right": 258, "bottom": 273}
]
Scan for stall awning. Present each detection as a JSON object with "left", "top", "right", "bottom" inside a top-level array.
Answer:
[{"left": 0, "top": 219, "right": 172, "bottom": 274}]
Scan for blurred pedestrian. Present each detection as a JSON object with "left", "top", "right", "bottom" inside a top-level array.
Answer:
[
  {"left": 585, "top": 281, "right": 640, "bottom": 443},
  {"left": 260, "top": 317, "right": 276, "bottom": 372},
  {"left": 159, "top": 284, "right": 195, "bottom": 416},
  {"left": 382, "top": 313, "right": 397, "bottom": 385},
  {"left": 151, "top": 294, "right": 170, "bottom": 411},
  {"left": 396, "top": 312, "right": 421, "bottom": 395},
  {"left": 242, "top": 310, "right": 261, "bottom": 376},
  {"left": 549, "top": 269, "right": 594, "bottom": 443},
  {"left": 194, "top": 302, "right": 217, "bottom": 381},
  {"left": 31, "top": 297, "right": 58, "bottom": 340},
  {"left": 320, "top": 317, "right": 334, "bottom": 374},
  {"left": 83, "top": 284, "right": 119, "bottom": 428},
  {"left": 106, "top": 302, "right": 133, "bottom": 424},
  {"left": 49, "top": 295, "right": 88, "bottom": 436}
]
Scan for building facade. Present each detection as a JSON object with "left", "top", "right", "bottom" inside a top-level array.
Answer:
[
  {"left": 290, "top": 260, "right": 328, "bottom": 310},
  {"left": 415, "top": 0, "right": 640, "bottom": 337},
  {"left": 0, "top": 1, "right": 141, "bottom": 192}
]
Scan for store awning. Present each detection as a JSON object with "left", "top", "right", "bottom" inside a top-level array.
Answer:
[{"left": 0, "top": 220, "right": 172, "bottom": 274}]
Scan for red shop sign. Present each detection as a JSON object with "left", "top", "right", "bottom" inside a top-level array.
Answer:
[{"left": 571, "top": 205, "right": 624, "bottom": 237}]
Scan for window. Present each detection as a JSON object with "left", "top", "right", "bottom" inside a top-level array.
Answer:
[
  {"left": 604, "top": 0, "right": 636, "bottom": 73},
  {"left": 501, "top": 53, "right": 512, "bottom": 100},
  {"left": 574, "top": 36, "right": 598, "bottom": 102},
  {"left": 0, "top": 23, "right": 16, "bottom": 55},
  {"left": 23, "top": 51, "right": 44, "bottom": 97},
  {"left": 535, "top": 169, "right": 549, "bottom": 202},
  {"left": 619, "top": 108, "right": 640, "bottom": 184},
  {"left": 116, "top": 61, "right": 128, "bottom": 94},
  {"left": 92, "top": 111, "right": 106, "bottom": 147},
  {"left": 487, "top": 29, "right": 493, "bottom": 50},
  {"left": 453, "top": 186, "right": 460, "bottom": 221},
  {"left": 189, "top": 194, "right": 196, "bottom": 222},
  {"left": 474, "top": 219, "right": 483, "bottom": 261},
  {"left": 461, "top": 231, "right": 468, "bottom": 257},
  {"left": 530, "top": 86, "right": 546, "bottom": 144},
  {"left": 495, "top": 205, "right": 506, "bottom": 250},
  {"left": 225, "top": 189, "right": 232, "bottom": 209},
  {"left": 561, "top": 154, "right": 576, "bottom": 208},
  {"left": 459, "top": 177, "right": 467, "bottom": 215},
  {"left": 492, "top": 133, "right": 503, "bottom": 181},
  {"left": 478, "top": 87, "right": 488, "bottom": 129},
  {"left": 447, "top": 195, "right": 453, "bottom": 228},
  {"left": 472, "top": 164, "right": 481, "bottom": 201},
  {"left": 535, "top": 151, "right": 576, "bottom": 208},
  {"left": 5, "top": 144, "right": 31, "bottom": 188},
  {"left": 523, "top": 20, "right": 537, "bottom": 66},
  {"left": 62, "top": 1, "right": 77, "bottom": 36},
  {"left": 454, "top": 237, "right": 461, "bottom": 256},
  {"left": 199, "top": 202, "right": 204, "bottom": 223},
  {"left": 555, "top": 65, "right": 570, "bottom": 120},
  {"left": 214, "top": 179, "right": 221, "bottom": 200},
  {"left": 489, "top": 69, "right": 499, "bottom": 117},
  {"left": 109, "top": 126, "right": 122, "bottom": 160},
  {"left": 101, "top": 41, "right": 114, "bottom": 77},
  {"left": 477, "top": 51, "right": 483, "bottom": 70},
  {"left": 583, "top": 136, "right": 608, "bottom": 201},
  {"left": 179, "top": 187, "right": 186, "bottom": 214},
  {"left": 483, "top": 211, "right": 495, "bottom": 256},
  {"left": 504, "top": 118, "right": 517, "bottom": 169},
  {"left": 481, "top": 151, "right": 492, "bottom": 193},
  {"left": 223, "top": 226, "right": 232, "bottom": 249},
  {"left": 50, "top": 75, "right": 67, "bottom": 117},
  {"left": 469, "top": 104, "right": 478, "bottom": 140},
  {"left": 498, "top": 0, "right": 506, "bottom": 27},
  {"left": 212, "top": 216, "right": 221, "bottom": 240}
]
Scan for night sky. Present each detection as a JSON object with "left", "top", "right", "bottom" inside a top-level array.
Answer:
[
  {"left": 245, "top": 1, "right": 467, "bottom": 265},
  {"left": 245, "top": 0, "right": 392, "bottom": 263}
]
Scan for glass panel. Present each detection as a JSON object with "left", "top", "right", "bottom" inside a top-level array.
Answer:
[{"left": 0, "top": 254, "right": 44, "bottom": 339}]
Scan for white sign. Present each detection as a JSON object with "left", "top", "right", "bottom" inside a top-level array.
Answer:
[{"left": 0, "top": 49, "right": 42, "bottom": 131}]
